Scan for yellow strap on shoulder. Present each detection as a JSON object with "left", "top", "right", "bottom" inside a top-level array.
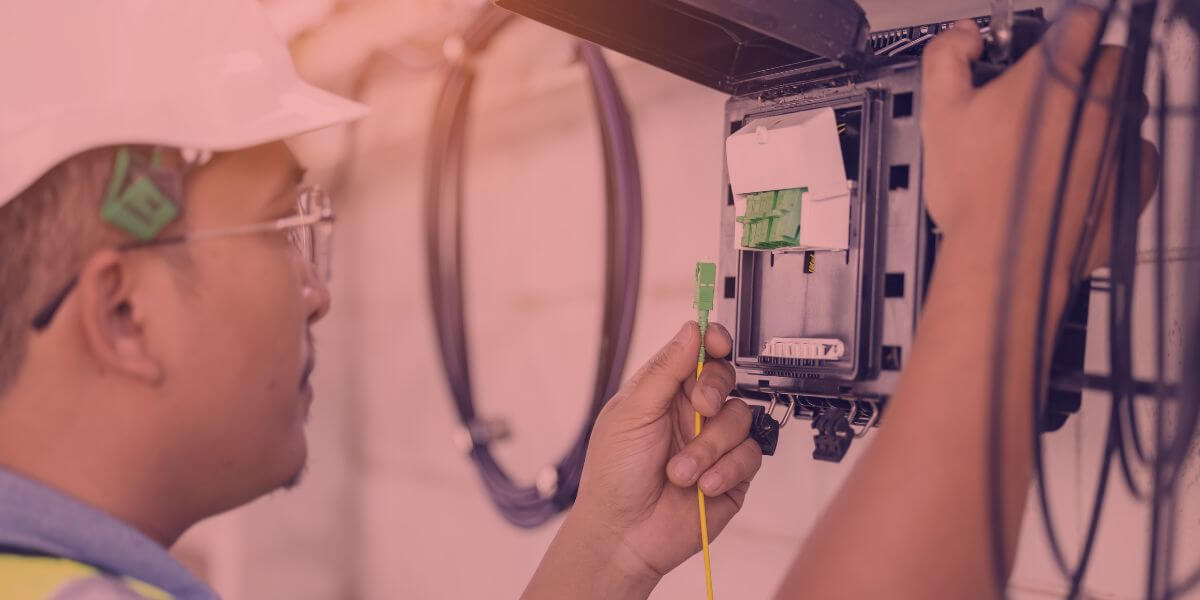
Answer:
[{"left": 0, "top": 554, "right": 172, "bottom": 600}]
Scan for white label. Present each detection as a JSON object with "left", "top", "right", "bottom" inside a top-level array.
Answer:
[{"left": 761, "top": 337, "right": 845, "bottom": 361}]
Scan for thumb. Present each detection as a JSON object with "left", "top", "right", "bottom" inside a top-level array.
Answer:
[
  {"left": 921, "top": 20, "right": 984, "bottom": 113},
  {"left": 607, "top": 322, "right": 701, "bottom": 418}
]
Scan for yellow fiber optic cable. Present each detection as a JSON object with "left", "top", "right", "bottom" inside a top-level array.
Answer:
[{"left": 693, "top": 262, "right": 717, "bottom": 600}]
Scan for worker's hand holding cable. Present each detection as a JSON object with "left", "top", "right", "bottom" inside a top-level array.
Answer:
[
  {"left": 777, "top": 6, "right": 1159, "bottom": 599},
  {"left": 524, "top": 321, "right": 761, "bottom": 600},
  {"left": 920, "top": 8, "right": 1157, "bottom": 277}
]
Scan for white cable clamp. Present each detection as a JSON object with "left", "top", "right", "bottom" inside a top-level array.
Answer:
[
  {"left": 453, "top": 417, "right": 512, "bottom": 454},
  {"left": 535, "top": 466, "right": 559, "bottom": 499}
]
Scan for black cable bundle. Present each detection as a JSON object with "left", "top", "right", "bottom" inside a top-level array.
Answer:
[
  {"left": 983, "top": 1, "right": 1150, "bottom": 596},
  {"left": 985, "top": 2, "right": 1115, "bottom": 592},
  {"left": 1154, "top": 3, "right": 1200, "bottom": 596},
  {"left": 1028, "top": 6, "right": 1125, "bottom": 597},
  {"left": 423, "top": 5, "right": 643, "bottom": 528},
  {"left": 987, "top": 1, "right": 1200, "bottom": 597}
]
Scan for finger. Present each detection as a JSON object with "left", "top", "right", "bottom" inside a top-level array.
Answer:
[
  {"left": 698, "top": 438, "right": 764, "bottom": 497},
  {"left": 724, "top": 480, "right": 751, "bottom": 514},
  {"left": 1134, "top": 91, "right": 1151, "bottom": 125},
  {"left": 1139, "top": 138, "right": 1161, "bottom": 212},
  {"left": 608, "top": 322, "right": 701, "bottom": 417},
  {"left": 1062, "top": 45, "right": 1123, "bottom": 177},
  {"left": 681, "top": 358, "right": 735, "bottom": 417},
  {"left": 1082, "top": 138, "right": 1159, "bottom": 273},
  {"left": 1069, "top": 46, "right": 1149, "bottom": 275},
  {"left": 681, "top": 322, "right": 736, "bottom": 416},
  {"left": 666, "top": 399, "right": 752, "bottom": 487},
  {"left": 921, "top": 19, "right": 984, "bottom": 113},
  {"left": 703, "top": 322, "right": 733, "bottom": 360},
  {"left": 704, "top": 480, "right": 752, "bottom": 541},
  {"left": 1084, "top": 45, "right": 1125, "bottom": 101},
  {"left": 1039, "top": 5, "right": 1108, "bottom": 84}
]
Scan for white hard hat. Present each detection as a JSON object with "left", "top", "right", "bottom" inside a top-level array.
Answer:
[{"left": 0, "top": 0, "right": 369, "bottom": 207}]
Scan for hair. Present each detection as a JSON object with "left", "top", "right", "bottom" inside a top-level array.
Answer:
[{"left": 0, "top": 147, "right": 137, "bottom": 396}]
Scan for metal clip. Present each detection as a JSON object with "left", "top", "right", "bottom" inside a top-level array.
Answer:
[
  {"left": 986, "top": 0, "right": 1014, "bottom": 63},
  {"left": 767, "top": 393, "right": 792, "bottom": 429},
  {"left": 846, "top": 398, "right": 881, "bottom": 439}
]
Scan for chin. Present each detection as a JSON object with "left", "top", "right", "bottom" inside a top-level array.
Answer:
[
  {"left": 275, "top": 430, "right": 310, "bottom": 491},
  {"left": 282, "top": 464, "right": 308, "bottom": 490}
]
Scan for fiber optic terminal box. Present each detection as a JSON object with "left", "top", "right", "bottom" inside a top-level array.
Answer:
[{"left": 495, "top": 0, "right": 1089, "bottom": 459}]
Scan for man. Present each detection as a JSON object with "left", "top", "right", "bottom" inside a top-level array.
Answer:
[{"left": 0, "top": 1, "right": 760, "bottom": 598}]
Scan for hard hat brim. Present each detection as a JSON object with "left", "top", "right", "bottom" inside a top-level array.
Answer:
[{"left": 0, "top": 81, "right": 369, "bottom": 207}]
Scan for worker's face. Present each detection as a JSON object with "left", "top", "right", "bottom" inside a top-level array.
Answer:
[{"left": 156, "top": 142, "right": 329, "bottom": 510}]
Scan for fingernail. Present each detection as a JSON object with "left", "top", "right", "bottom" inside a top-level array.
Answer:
[
  {"left": 700, "top": 471, "right": 723, "bottom": 495},
  {"left": 672, "top": 456, "right": 698, "bottom": 483},
  {"left": 714, "top": 321, "right": 731, "bottom": 341}
]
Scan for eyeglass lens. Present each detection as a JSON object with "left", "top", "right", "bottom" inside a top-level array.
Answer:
[{"left": 288, "top": 187, "right": 332, "bottom": 282}]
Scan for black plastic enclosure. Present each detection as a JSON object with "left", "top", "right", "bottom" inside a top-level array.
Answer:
[{"left": 493, "top": 0, "right": 871, "bottom": 95}]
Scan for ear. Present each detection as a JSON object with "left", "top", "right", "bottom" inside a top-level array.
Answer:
[{"left": 75, "top": 249, "right": 164, "bottom": 384}]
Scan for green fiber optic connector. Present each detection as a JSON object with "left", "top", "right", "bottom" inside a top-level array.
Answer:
[
  {"left": 694, "top": 262, "right": 716, "bottom": 364},
  {"left": 694, "top": 262, "right": 716, "bottom": 313},
  {"left": 773, "top": 187, "right": 804, "bottom": 246},
  {"left": 736, "top": 191, "right": 775, "bottom": 248}
]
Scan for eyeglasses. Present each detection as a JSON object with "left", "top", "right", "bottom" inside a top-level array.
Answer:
[{"left": 31, "top": 185, "right": 334, "bottom": 331}]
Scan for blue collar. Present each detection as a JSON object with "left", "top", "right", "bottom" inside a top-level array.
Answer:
[{"left": 0, "top": 466, "right": 218, "bottom": 600}]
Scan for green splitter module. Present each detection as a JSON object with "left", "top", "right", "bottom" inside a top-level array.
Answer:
[{"left": 735, "top": 186, "right": 807, "bottom": 249}]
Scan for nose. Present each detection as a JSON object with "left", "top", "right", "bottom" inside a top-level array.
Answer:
[{"left": 300, "top": 261, "right": 332, "bottom": 323}]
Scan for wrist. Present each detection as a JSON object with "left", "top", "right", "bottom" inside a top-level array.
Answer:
[
  {"left": 926, "top": 231, "right": 1075, "bottom": 359},
  {"left": 936, "top": 229, "right": 1073, "bottom": 306},
  {"left": 523, "top": 509, "right": 661, "bottom": 600},
  {"left": 562, "top": 510, "right": 663, "bottom": 593}
]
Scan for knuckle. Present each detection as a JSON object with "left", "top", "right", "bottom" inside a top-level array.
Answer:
[
  {"left": 1061, "top": 5, "right": 1103, "bottom": 36},
  {"left": 690, "top": 437, "right": 721, "bottom": 465},
  {"left": 744, "top": 440, "right": 764, "bottom": 468},
  {"left": 630, "top": 348, "right": 675, "bottom": 387},
  {"left": 717, "top": 360, "right": 737, "bottom": 387},
  {"left": 709, "top": 356, "right": 732, "bottom": 376},
  {"left": 709, "top": 464, "right": 734, "bottom": 489},
  {"left": 728, "top": 442, "right": 763, "bottom": 481},
  {"left": 647, "top": 347, "right": 675, "bottom": 374},
  {"left": 702, "top": 361, "right": 735, "bottom": 392},
  {"left": 922, "top": 35, "right": 951, "bottom": 60},
  {"left": 724, "top": 397, "right": 752, "bottom": 424}
]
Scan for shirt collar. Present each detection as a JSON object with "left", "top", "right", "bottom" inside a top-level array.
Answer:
[{"left": 0, "top": 466, "right": 218, "bottom": 600}]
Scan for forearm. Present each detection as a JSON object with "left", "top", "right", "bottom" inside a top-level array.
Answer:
[
  {"left": 523, "top": 509, "right": 661, "bottom": 600},
  {"left": 777, "top": 233, "right": 1072, "bottom": 599}
]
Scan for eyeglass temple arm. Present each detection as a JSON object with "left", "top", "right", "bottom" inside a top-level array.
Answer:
[
  {"left": 30, "top": 213, "right": 328, "bottom": 330},
  {"left": 31, "top": 277, "right": 80, "bottom": 331}
]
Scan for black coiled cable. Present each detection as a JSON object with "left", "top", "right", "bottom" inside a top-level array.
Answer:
[
  {"left": 985, "top": 2, "right": 1118, "bottom": 594},
  {"left": 423, "top": 4, "right": 643, "bottom": 528}
]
